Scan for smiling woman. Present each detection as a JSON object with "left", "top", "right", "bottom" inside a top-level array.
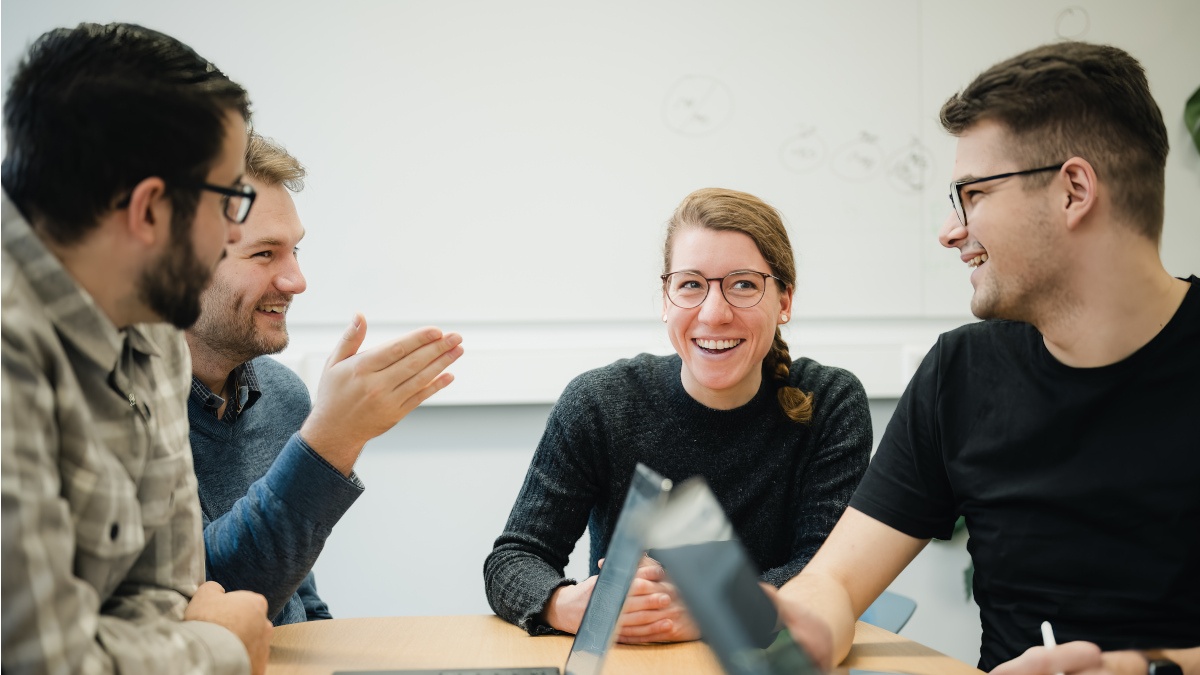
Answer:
[{"left": 484, "top": 187, "right": 874, "bottom": 644}]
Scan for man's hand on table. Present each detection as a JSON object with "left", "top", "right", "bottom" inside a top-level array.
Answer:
[{"left": 186, "top": 580, "right": 273, "bottom": 675}]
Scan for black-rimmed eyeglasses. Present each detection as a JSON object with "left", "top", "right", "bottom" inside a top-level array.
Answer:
[
  {"left": 199, "top": 182, "right": 256, "bottom": 224},
  {"left": 116, "top": 181, "right": 257, "bottom": 224},
  {"left": 948, "top": 163, "right": 1063, "bottom": 227},
  {"left": 661, "top": 270, "right": 786, "bottom": 309}
]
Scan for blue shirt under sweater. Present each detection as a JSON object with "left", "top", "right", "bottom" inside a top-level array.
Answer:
[{"left": 188, "top": 356, "right": 364, "bottom": 625}]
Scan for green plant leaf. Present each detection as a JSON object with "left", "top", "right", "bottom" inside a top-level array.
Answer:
[{"left": 1186, "top": 86, "right": 1200, "bottom": 156}]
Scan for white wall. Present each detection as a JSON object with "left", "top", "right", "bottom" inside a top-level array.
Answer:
[
  {"left": 311, "top": 398, "right": 984, "bottom": 665},
  {"left": 9, "top": 1, "right": 1200, "bottom": 666},
  {"left": 5, "top": 0, "right": 1199, "bottom": 407}
]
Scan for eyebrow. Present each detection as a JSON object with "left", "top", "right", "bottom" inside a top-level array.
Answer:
[
  {"left": 667, "top": 268, "right": 761, "bottom": 276},
  {"left": 245, "top": 237, "right": 290, "bottom": 248}
]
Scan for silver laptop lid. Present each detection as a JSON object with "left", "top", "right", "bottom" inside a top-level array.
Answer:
[
  {"left": 648, "top": 478, "right": 822, "bottom": 675},
  {"left": 563, "top": 463, "right": 672, "bottom": 675}
]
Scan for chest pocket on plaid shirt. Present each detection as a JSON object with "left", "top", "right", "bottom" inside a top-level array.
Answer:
[{"left": 60, "top": 451, "right": 147, "bottom": 593}]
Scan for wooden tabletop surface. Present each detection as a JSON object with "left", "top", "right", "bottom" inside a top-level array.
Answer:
[{"left": 266, "top": 614, "right": 983, "bottom": 675}]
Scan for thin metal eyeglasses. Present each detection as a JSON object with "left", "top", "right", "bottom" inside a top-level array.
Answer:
[
  {"left": 661, "top": 270, "right": 786, "bottom": 309},
  {"left": 948, "top": 163, "right": 1063, "bottom": 227},
  {"left": 116, "top": 181, "right": 257, "bottom": 224}
]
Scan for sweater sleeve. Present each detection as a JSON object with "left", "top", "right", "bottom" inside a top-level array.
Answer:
[
  {"left": 760, "top": 367, "right": 872, "bottom": 587},
  {"left": 297, "top": 572, "right": 332, "bottom": 621},
  {"left": 202, "top": 433, "right": 363, "bottom": 621},
  {"left": 483, "top": 377, "right": 605, "bottom": 635}
]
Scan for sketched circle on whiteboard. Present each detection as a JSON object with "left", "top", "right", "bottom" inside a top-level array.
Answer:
[
  {"left": 885, "top": 142, "right": 936, "bottom": 194},
  {"left": 780, "top": 129, "right": 826, "bottom": 173},
  {"left": 1055, "top": 6, "right": 1090, "bottom": 39},
  {"left": 830, "top": 133, "right": 884, "bottom": 182},
  {"left": 662, "top": 75, "right": 733, "bottom": 137}
]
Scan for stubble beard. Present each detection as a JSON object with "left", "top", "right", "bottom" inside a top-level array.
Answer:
[
  {"left": 969, "top": 206, "right": 1067, "bottom": 326},
  {"left": 191, "top": 279, "right": 291, "bottom": 365}
]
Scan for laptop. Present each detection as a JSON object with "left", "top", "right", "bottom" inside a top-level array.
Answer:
[
  {"left": 649, "top": 477, "right": 900, "bottom": 675},
  {"left": 335, "top": 462, "right": 672, "bottom": 675}
]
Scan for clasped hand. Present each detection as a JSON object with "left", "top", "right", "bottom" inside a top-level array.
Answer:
[{"left": 546, "top": 555, "right": 699, "bottom": 644}]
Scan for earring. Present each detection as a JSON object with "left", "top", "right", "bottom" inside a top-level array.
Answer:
[
  {"left": 780, "top": 313, "right": 789, "bottom": 323},
  {"left": 662, "top": 315, "right": 668, "bottom": 323}
]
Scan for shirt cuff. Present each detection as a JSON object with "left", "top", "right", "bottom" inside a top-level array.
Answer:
[
  {"left": 178, "top": 620, "right": 251, "bottom": 675},
  {"left": 261, "top": 433, "right": 365, "bottom": 528}
]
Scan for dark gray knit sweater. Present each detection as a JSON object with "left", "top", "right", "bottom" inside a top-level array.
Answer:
[{"left": 483, "top": 352, "right": 871, "bottom": 634}]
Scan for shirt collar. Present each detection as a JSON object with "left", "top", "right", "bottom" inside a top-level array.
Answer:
[{"left": 189, "top": 359, "right": 264, "bottom": 421}]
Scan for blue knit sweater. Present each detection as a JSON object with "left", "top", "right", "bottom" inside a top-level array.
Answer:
[{"left": 188, "top": 356, "right": 364, "bottom": 625}]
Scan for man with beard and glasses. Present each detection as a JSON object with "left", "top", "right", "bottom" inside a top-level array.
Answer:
[
  {"left": 776, "top": 42, "right": 1198, "bottom": 675},
  {"left": 184, "top": 133, "right": 465, "bottom": 626},
  {"left": 2, "top": 23, "right": 275, "bottom": 675}
]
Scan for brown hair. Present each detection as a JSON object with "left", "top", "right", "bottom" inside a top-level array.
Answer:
[
  {"left": 664, "top": 188, "right": 812, "bottom": 424},
  {"left": 940, "top": 42, "right": 1168, "bottom": 240},
  {"left": 245, "top": 132, "right": 306, "bottom": 192}
]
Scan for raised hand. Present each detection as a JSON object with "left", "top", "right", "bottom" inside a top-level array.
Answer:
[{"left": 299, "top": 313, "right": 464, "bottom": 475}]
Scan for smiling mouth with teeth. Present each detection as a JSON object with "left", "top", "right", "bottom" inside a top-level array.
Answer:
[
  {"left": 258, "top": 305, "right": 288, "bottom": 314},
  {"left": 967, "top": 252, "right": 989, "bottom": 268},
  {"left": 695, "top": 338, "right": 742, "bottom": 352}
]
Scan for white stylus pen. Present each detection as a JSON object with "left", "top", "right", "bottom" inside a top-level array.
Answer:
[{"left": 1041, "top": 621, "right": 1064, "bottom": 675}]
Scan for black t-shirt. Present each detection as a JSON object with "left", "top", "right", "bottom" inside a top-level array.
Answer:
[{"left": 851, "top": 276, "right": 1200, "bottom": 671}]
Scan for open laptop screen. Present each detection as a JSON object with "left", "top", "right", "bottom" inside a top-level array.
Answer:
[
  {"left": 564, "top": 462, "right": 672, "bottom": 675},
  {"left": 649, "top": 478, "right": 822, "bottom": 675}
]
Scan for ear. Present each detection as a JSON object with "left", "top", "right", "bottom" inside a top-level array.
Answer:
[
  {"left": 1060, "top": 157, "right": 1098, "bottom": 231},
  {"left": 122, "top": 177, "right": 170, "bottom": 247},
  {"left": 778, "top": 284, "right": 795, "bottom": 322}
]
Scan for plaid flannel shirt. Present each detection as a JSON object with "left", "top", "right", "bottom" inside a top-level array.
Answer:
[{"left": 1, "top": 193, "right": 249, "bottom": 675}]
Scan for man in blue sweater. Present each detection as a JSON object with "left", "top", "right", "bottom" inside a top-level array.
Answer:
[{"left": 185, "top": 133, "right": 465, "bottom": 625}]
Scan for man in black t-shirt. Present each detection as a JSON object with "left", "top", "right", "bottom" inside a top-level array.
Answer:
[{"left": 776, "top": 42, "right": 1199, "bottom": 675}]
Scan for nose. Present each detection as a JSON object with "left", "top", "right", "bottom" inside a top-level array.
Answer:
[
  {"left": 274, "top": 255, "right": 307, "bottom": 295},
  {"left": 697, "top": 281, "right": 733, "bottom": 325},
  {"left": 938, "top": 211, "right": 968, "bottom": 249}
]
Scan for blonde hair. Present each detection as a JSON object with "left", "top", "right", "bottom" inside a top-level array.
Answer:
[
  {"left": 245, "top": 132, "right": 306, "bottom": 192},
  {"left": 664, "top": 188, "right": 813, "bottom": 424}
]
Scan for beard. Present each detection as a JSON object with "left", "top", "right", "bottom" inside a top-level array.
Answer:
[
  {"left": 139, "top": 209, "right": 214, "bottom": 329},
  {"left": 189, "top": 276, "right": 291, "bottom": 365}
]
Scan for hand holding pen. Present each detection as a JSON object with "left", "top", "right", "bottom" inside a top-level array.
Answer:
[
  {"left": 1042, "top": 621, "right": 1065, "bottom": 675},
  {"left": 990, "top": 621, "right": 1103, "bottom": 675}
]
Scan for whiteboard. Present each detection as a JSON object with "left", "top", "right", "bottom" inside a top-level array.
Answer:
[{"left": 5, "top": 0, "right": 1197, "bottom": 327}]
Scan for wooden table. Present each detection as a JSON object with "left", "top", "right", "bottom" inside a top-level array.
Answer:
[{"left": 267, "top": 615, "right": 983, "bottom": 675}]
